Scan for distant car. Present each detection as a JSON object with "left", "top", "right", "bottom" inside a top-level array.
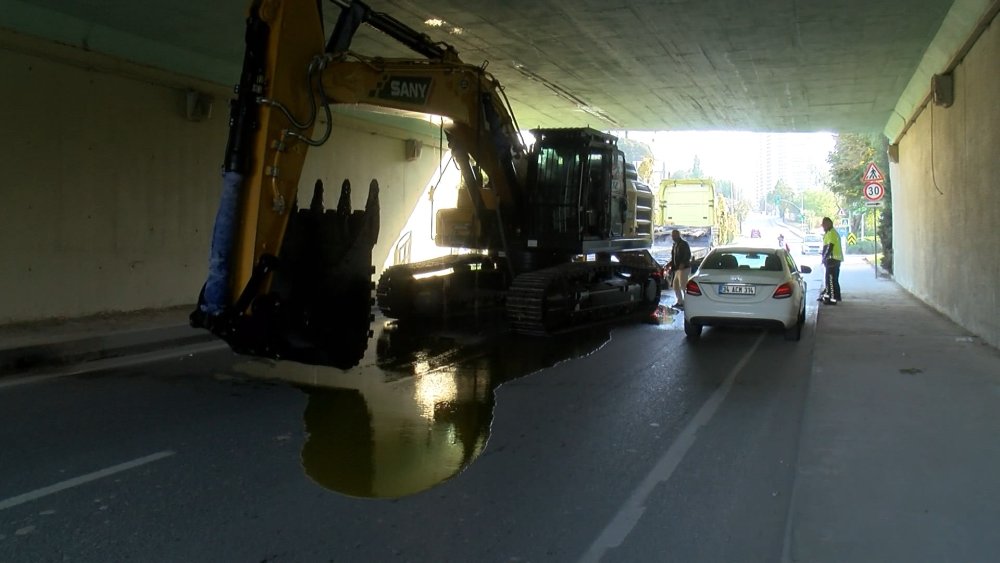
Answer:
[
  {"left": 801, "top": 233, "right": 823, "bottom": 254},
  {"left": 683, "top": 246, "right": 811, "bottom": 341},
  {"left": 750, "top": 228, "right": 761, "bottom": 238}
]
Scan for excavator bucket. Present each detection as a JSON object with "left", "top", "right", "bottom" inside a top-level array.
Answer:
[{"left": 193, "top": 179, "right": 380, "bottom": 369}]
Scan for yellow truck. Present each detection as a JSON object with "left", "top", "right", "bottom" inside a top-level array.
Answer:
[{"left": 654, "top": 179, "right": 736, "bottom": 249}]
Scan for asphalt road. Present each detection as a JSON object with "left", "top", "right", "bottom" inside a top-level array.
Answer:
[{"left": 0, "top": 289, "right": 822, "bottom": 562}]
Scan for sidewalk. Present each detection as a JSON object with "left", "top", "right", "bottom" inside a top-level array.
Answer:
[
  {"left": 0, "top": 305, "right": 217, "bottom": 376},
  {"left": 786, "top": 257, "right": 1000, "bottom": 562}
]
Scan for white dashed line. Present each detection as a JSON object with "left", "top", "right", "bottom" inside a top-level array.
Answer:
[
  {"left": 0, "top": 451, "right": 176, "bottom": 511},
  {"left": 579, "top": 333, "right": 766, "bottom": 562}
]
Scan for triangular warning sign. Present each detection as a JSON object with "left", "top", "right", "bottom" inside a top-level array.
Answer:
[{"left": 862, "top": 162, "right": 884, "bottom": 183}]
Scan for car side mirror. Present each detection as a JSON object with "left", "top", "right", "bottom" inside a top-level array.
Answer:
[{"left": 799, "top": 265, "right": 812, "bottom": 274}]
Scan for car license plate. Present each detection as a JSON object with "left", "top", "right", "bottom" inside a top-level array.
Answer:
[{"left": 720, "top": 284, "right": 756, "bottom": 295}]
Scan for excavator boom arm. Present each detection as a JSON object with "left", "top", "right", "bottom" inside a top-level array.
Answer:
[
  {"left": 318, "top": 56, "right": 524, "bottom": 207},
  {"left": 192, "top": 0, "right": 527, "bottom": 367}
]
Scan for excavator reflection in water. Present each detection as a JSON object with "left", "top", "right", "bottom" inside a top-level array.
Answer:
[
  {"left": 233, "top": 319, "right": 613, "bottom": 498},
  {"left": 191, "top": 0, "right": 659, "bottom": 368}
]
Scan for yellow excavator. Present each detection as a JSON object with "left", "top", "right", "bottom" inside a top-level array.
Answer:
[{"left": 192, "top": 0, "right": 660, "bottom": 368}]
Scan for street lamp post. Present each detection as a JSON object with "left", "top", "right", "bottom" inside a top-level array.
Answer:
[{"left": 777, "top": 198, "right": 805, "bottom": 223}]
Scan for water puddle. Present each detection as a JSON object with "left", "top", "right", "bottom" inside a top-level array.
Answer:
[
  {"left": 231, "top": 318, "right": 613, "bottom": 498},
  {"left": 649, "top": 302, "right": 686, "bottom": 330}
]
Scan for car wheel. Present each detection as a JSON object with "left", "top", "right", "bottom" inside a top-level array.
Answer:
[
  {"left": 684, "top": 318, "right": 702, "bottom": 340},
  {"left": 784, "top": 317, "right": 802, "bottom": 341},
  {"left": 642, "top": 277, "right": 661, "bottom": 313}
]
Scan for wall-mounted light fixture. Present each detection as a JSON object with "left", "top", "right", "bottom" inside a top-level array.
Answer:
[
  {"left": 405, "top": 139, "right": 423, "bottom": 161},
  {"left": 888, "top": 143, "right": 900, "bottom": 163},
  {"left": 931, "top": 73, "right": 953, "bottom": 108},
  {"left": 185, "top": 90, "right": 214, "bottom": 121}
]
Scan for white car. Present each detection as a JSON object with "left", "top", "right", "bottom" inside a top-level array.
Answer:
[
  {"left": 801, "top": 233, "right": 823, "bottom": 255},
  {"left": 683, "top": 246, "right": 811, "bottom": 341}
]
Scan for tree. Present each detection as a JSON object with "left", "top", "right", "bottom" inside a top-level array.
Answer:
[
  {"left": 691, "top": 155, "right": 703, "bottom": 177},
  {"left": 617, "top": 138, "right": 654, "bottom": 167},
  {"left": 802, "top": 189, "right": 838, "bottom": 228},
  {"left": 715, "top": 179, "right": 735, "bottom": 199},
  {"left": 768, "top": 179, "right": 795, "bottom": 216},
  {"left": 825, "top": 133, "right": 893, "bottom": 272},
  {"left": 717, "top": 197, "right": 737, "bottom": 244},
  {"left": 666, "top": 154, "right": 707, "bottom": 180},
  {"left": 637, "top": 155, "right": 655, "bottom": 184},
  {"left": 874, "top": 138, "right": 893, "bottom": 273},
  {"left": 733, "top": 199, "right": 750, "bottom": 231}
]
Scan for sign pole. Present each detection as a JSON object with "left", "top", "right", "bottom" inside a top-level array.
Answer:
[
  {"left": 874, "top": 208, "right": 879, "bottom": 279},
  {"left": 861, "top": 161, "right": 886, "bottom": 280}
]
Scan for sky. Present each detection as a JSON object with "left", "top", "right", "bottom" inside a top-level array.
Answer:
[{"left": 618, "top": 130, "right": 836, "bottom": 195}]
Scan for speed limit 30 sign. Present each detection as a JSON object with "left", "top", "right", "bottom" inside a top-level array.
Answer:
[{"left": 864, "top": 182, "right": 885, "bottom": 201}]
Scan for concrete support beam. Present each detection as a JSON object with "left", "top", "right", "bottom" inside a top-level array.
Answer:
[
  {"left": 0, "top": 0, "right": 238, "bottom": 84},
  {"left": 885, "top": 0, "right": 997, "bottom": 141}
]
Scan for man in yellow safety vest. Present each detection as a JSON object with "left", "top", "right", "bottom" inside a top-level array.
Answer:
[{"left": 820, "top": 216, "right": 844, "bottom": 304}]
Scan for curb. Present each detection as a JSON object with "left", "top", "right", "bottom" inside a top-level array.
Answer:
[
  {"left": 861, "top": 256, "right": 894, "bottom": 279},
  {"left": 0, "top": 325, "right": 217, "bottom": 377}
]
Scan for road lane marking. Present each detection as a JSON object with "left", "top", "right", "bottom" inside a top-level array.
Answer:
[
  {"left": 579, "top": 333, "right": 767, "bottom": 563},
  {"left": 0, "top": 451, "right": 176, "bottom": 511}
]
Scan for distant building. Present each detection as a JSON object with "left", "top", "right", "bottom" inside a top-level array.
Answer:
[{"left": 753, "top": 133, "right": 832, "bottom": 206}]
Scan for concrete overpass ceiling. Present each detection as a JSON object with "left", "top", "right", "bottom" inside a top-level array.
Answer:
[{"left": 2, "top": 0, "right": 985, "bottom": 134}]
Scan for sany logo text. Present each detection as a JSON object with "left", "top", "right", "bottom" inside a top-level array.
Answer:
[{"left": 374, "top": 76, "right": 432, "bottom": 104}]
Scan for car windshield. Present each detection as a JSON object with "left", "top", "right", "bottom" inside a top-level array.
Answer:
[
  {"left": 804, "top": 234, "right": 822, "bottom": 242},
  {"left": 702, "top": 250, "right": 784, "bottom": 272}
]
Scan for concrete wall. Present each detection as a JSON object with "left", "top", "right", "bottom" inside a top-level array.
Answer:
[
  {"left": 891, "top": 14, "right": 1000, "bottom": 348},
  {"left": 297, "top": 112, "right": 450, "bottom": 287},
  {"left": 0, "top": 34, "right": 444, "bottom": 323}
]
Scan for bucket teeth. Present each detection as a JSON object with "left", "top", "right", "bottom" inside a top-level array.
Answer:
[
  {"left": 362, "top": 179, "right": 380, "bottom": 245},
  {"left": 310, "top": 179, "right": 325, "bottom": 213},
  {"left": 337, "top": 179, "right": 352, "bottom": 215}
]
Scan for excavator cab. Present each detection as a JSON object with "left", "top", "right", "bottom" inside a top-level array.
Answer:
[{"left": 522, "top": 128, "right": 636, "bottom": 255}]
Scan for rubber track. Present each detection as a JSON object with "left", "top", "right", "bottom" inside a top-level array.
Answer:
[
  {"left": 505, "top": 271, "right": 555, "bottom": 335},
  {"left": 506, "top": 262, "right": 600, "bottom": 335},
  {"left": 376, "top": 254, "right": 499, "bottom": 319}
]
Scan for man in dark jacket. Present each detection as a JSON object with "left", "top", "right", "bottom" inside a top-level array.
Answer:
[{"left": 669, "top": 229, "right": 692, "bottom": 308}]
